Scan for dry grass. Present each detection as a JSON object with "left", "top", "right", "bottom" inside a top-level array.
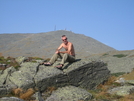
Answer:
[
  {"left": 129, "top": 55, "right": 134, "bottom": 57},
  {"left": 104, "top": 76, "right": 117, "bottom": 85},
  {"left": 0, "top": 56, "right": 20, "bottom": 70},
  {"left": 94, "top": 70, "right": 134, "bottom": 101},
  {"left": 12, "top": 88, "right": 23, "bottom": 96},
  {"left": 121, "top": 69, "right": 134, "bottom": 80},
  {"left": 12, "top": 88, "right": 35, "bottom": 100},
  {"left": 0, "top": 53, "right": 2, "bottom": 57},
  {"left": 11, "top": 86, "right": 57, "bottom": 100},
  {"left": 20, "top": 88, "right": 35, "bottom": 100},
  {"left": 42, "top": 86, "right": 57, "bottom": 100},
  {"left": 95, "top": 76, "right": 121, "bottom": 100},
  {"left": 97, "top": 76, "right": 118, "bottom": 90},
  {"left": 119, "top": 93, "right": 134, "bottom": 101},
  {"left": 46, "top": 86, "right": 56, "bottom": 94}
]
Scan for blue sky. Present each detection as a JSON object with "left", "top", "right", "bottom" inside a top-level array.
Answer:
[{"left": 0, "top": 0, "right": 134, "bottom": 50}]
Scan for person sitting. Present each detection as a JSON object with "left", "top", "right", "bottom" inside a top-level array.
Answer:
[{"left": 43, "top": 35, "right": 75, "bottom": 70}]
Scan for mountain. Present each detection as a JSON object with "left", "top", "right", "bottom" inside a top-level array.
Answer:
[{"left": 0, "top": 30, "right": 115, "bottom": 58}]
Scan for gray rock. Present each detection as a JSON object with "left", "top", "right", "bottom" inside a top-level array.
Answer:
[
  {"left": 0, "top": 97, "right": 24, "bottom": 101},
  {"left": 20, "top": 62, "right": 39, "bottom": 77},
  {"left": 63, "top": 59, "right": 110, "bottom": 89},
  {"left": 0, "top": 70, "right": 3, "bottom": 74},
  {"left": 0, "top": 66, "right": 17, "bottom": 96},
  {"left": 0, "top": 66, "right": 16, "bottom": 85},
  {"left": 0, "top": 57, "right": 110, "bottom": 100},
  {"left": 0, "top": 71, "right": 8, "bottom": 85},
  {"left": 8, "top": 62, "right": 39, "bottom": 89},
  {"left": 0, "top": 85, "right": 7, "bottom": 96},
  {"left": 0, "top": 84, "right": 17, "bottom": 96},
  {"left": 34, "top": 66, "right": 68, "bottom": 91},
  {"left": 15, "top": 56, "right": 27, "bottom": 64},
  {"left": 126, "top": 80, "right": 134, "bottom": 85},
  {"left": 35, "top": 92, "right": 45, "bottom": 101},
  {"left": 34, "top": 59, "right": 110, "bottom": 91},
  {"left": 115, "top": 77, "right": 126, "bottom": 86},
  {"left": 9, "top": 70, "right": 35, "bottom": 89},
  {"left": 46, "top": 86, "right": 92, "bottom": 101},
  {"left": 108, "top": 86, "right": 134, "bottom": 96}
]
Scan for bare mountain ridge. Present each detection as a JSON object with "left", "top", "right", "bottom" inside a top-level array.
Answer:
[{"left": 0, "top": 30, "right": 115, "bottom": 58}]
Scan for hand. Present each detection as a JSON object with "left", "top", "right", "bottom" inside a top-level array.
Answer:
[{"left": 55, "top": 50, "right": 59, "bottom": 54}]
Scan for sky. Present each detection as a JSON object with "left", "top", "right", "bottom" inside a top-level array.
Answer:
[{"left": 0, "top": 0, "right": 134, "bottom": 50}]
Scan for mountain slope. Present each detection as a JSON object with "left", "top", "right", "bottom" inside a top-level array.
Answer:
[
  {"left": 0, "top": 30, "right": 115, "bottom": 58},
  {"left": 86, "top": 50, "right": 134, "bottom": 73}
]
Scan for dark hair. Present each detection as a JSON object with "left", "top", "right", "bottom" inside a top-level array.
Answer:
[{"left": 62, "top": 35, "right": 66, "bottom": 37}]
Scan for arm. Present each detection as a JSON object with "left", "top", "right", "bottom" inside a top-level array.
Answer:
[{"left": 55, "top": 44, "right": 63, "bottom": 53}]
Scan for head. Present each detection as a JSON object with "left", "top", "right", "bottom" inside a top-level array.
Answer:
[{"left": 61, "top": 35, "right": 68, "bottom": 44}]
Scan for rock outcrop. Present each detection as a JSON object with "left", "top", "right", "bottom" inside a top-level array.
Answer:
[
  {"left": 108, "top": 86, "right": 134, "bottom": 96},
  {"left": 0, "top": 57, "right": 110, "bottom": 100},
  {"left": 46, "top": 86, "right": 92, "bottom": 101}
]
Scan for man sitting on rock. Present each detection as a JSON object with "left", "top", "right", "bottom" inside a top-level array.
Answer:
[{"left": 43, "top": 35, "right": 75, "bottom": 70}]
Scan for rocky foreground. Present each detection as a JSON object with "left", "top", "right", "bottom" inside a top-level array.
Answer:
[
  {"left": 0, "top": 56, "right": 134, "bottom": 101},
  {"left": 0, "top": 56, "right": 110, "bottom": 101}
]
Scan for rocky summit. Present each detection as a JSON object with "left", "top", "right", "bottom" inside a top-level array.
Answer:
[
  {"left": 0, "top": 56, "right": 110, "bottom": 100},
  {"left": 0, "top": 30, "right": 115, "bottom": 58}
]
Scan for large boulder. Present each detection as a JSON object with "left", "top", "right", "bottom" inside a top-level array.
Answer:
[
  {"left": 9, "top": 71, "right": 35, "bottom": 89},
  {"left": 0, "top": 66, "right": 16, "bottom": 96},
  {"left": 108, "top": 86, "right": 134, "bottom": 96},
  {"left": 9, "top": 62, "right": 39, "bottom": 89},
  {"left": 46, "top": 86, "right": 92, "bottom": 101},
  {"left": 63, "top": 59, "right": 110, "bottom": 89},
  {"left": 34, "top": 59, "right": 110, "bottom": 91},
  {"left": 34, "top": 66, "right": 68, "bottom": 92},
  {"left": 0, "top": 66, "right": 16, "bottom": 85}
]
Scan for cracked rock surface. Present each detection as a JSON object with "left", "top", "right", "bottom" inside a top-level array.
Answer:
[{"left": 0, "top": 57, "right": 110, "bottom": 100}]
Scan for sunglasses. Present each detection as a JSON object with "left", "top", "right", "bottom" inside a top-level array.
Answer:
[{"left": 62, "top": 38, "right": 67, "bottom": 41}]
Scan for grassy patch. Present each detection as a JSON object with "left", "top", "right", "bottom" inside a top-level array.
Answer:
[
  {"left": 29, "top": 57, "right": 44, "bottom": 60},
  {"left": 119, "top": 93, "right": 134, "bottom": 101},
  {"left": 111, "top": 72, "right": 126, "bottom": 77},
  {"left": 0, "top": 56, "right": 8, "bottom": 64},
  {"left": 113, "top": 54, "right": 127, "bottom": 58},
  {"left": 102, "top": 53, "right": 109, "bottom": 56},
  {"left": 0, "top": 56, "right": 20, "bottom": 70}
]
